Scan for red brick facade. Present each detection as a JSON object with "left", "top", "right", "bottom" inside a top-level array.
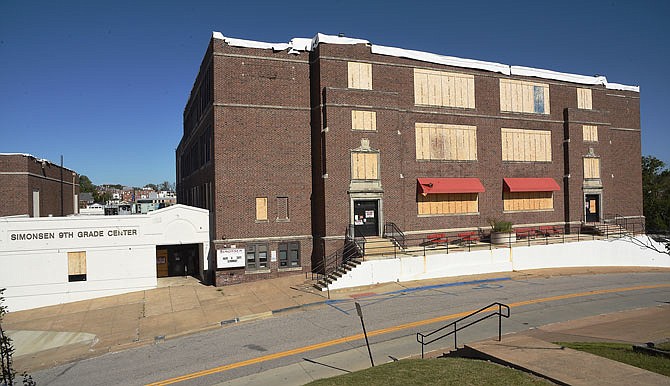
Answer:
[
  {"left": 0, "top": 154, "right": 80, "bottom": 217},
  {"left": 177, "top": 34, "right": 642, "bottom": 285}
]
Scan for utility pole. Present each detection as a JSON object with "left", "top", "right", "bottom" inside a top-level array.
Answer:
[{"left": 60, "top": 155, "right": 64, "bottom": 216}]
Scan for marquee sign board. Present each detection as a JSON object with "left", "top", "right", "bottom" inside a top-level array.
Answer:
[{"left": 217, "top": 248, "right": 245, "bottom": 268}]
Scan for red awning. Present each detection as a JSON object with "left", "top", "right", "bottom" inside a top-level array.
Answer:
[
  {"left": 417, "top": 178, "right": 485, "bottom": 195},
  {"left": 503, "top": 178, "right": 561, "bottom": 192}
]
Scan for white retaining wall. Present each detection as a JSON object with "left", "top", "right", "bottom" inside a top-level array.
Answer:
[{"left": 325, "top": 236, "right": 670, "bottom": 290}]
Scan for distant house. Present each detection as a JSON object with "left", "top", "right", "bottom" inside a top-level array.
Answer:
[
  {"left": 79, "top": 202, "right": 104, "bottom": 215},
  {"left": 79, "top": 192, "right": 94, "bottom": 208}
]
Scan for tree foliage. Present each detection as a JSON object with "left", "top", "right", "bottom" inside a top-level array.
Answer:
[
  {"left": 642, "top": 156, "right": 670, "bottom": 231},
  {"left": 79, "top": 175, "right": 96, "bottom": 193},
  {"left": 0, "top": 289, "right": 35, "bottom": 385},
  {"left": 158, "top": 181, "right": 175, "bottom": 192}
]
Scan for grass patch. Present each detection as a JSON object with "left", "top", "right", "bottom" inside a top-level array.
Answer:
[
  {"left": 656, "top": 341, "right": 670, "bottom": 351},
  {"left": 557, "top": 342, "right": 670, "bottom": 376},
  {"left": 304, "top": 358, "right": 549, "bottom": 386}
]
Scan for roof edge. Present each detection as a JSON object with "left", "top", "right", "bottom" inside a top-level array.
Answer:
[{"left": 210, "top": 31, "right": 639, "bottom": 92}]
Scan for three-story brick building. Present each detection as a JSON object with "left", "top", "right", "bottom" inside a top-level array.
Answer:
[{"left": 177, "top": 32, "right": 641, "bottom": 286}]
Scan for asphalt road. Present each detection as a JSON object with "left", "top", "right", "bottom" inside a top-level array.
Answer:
[{"left": 32, "top": 271, "right": 670, "bottom": 386}]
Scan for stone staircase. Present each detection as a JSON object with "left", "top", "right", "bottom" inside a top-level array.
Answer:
[
  {"left": 583, "top": 222, "right": 629, "bottom": 237},
  {"left": 363, "top": 236, "right": 401, "bottom": 258},
  {"left": 314, "top": 258, "right": 362, "bottom": 291},
  {"left": 314, "top": 236, "right": 402, "bottom": 291}
]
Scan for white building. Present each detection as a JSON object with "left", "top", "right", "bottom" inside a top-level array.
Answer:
[{"left": 0, "top": 205, "right": 210, "bottom": 312}]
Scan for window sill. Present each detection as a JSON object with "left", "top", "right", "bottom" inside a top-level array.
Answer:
[
  {"left": 500, "top": 110, "right": 550, "bottom": 115},
  {"left": 275, "top": 218, "right": 290, "bottom": 223},
  {"left": 245, "top": 269, "right": 271, "bottom": 275},
  {"left": 503, "top": 209, "right": 554, "bottom": 213},
  {"left": 416, "top": 159, "right": 478, "bottom": 163},
  {"left": 501, "top": 160, "right": 552, "bottom": 163},
  {"left": 278, "top": 267, "right": 303, "bottom": 272},
  {"left": 418, "top": 212, "right": 479, "bottom": 217}
]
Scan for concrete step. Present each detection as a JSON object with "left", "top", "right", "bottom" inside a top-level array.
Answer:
[
  {"left": 364, "top": 237, "right": 398, "bottom": 256},
  {"left": 455, "top": 335, "right": 669, "bottom": 386}
]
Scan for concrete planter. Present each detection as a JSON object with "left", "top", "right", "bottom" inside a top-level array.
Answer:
[{"left": 491, "top": 231, "right": 516, "bottom": 244}]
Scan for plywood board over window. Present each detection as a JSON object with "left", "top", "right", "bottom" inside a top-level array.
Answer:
[
  {"left": 584, "top": 157, "right": 601, "bottom": 179},
  {"left": 418, "top": 193, "right": 479, "bottom": 215},
  {"left": 348, "top": 62, "right": 372, "bottom": 90},
  {"left": 577, "top": 88, "right": 593, "bottom": 110},
  {"left": 414, "top": 68, "right": 475, "bottom": 108},
  {"left": 500, "top": 79, "right": 550, "bottom": 114},
  {"left": 583, "top": 125, "right": 598, "bottom": 142},
  {"left": 503, "top": 191, "right": 553, "bottom": 211},
  {"left": 351, "top": 152, "right": 379, "bottom": 180},
  {"left": 351, "top": 110, "right": 377, "bottom": 131},
  {"left": 68, "top": 251, "right": 87, "bottom": 281},
  {"left": 501, "top": 128, "right": 552, "bottom": 162},
  {"left": 255, "top": 197, "right": 268, "bottom": 221},
  {"left": 415, "top": 123, "right": 477, "bottom": 161}
]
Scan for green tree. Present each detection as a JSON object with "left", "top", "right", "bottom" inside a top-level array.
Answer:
[
  {"left": 642, "top": 156, "right": 670, "bottom": 231},
  {"left": 0, "top": 289, "right": 35, "bottom": 385},
  {"left": 93, "top": 191, "right": 112, "bottom": 204},
  {"left": 79, "top": 175, "right": 96, "bottom": 193},
  {"left": 158, "top": 181, "right": 175, "bottom": 192}
]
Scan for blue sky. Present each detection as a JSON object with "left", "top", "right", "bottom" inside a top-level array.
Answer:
[{"left": 1, "top": 0, "right": 668, "bottom": 187}]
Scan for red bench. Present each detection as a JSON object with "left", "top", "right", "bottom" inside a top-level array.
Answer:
[
  {"left": 539, "top": 225, "right": 563, "bottom": 236},
  {"left": 426, "top": 233, "right": 448, "bottom": 245},
  {"left": 514, "top": 227, "right": 537, "bottom": 239},
  {"left": 457, "top": 231, "right": 479, "bottom": 244}
]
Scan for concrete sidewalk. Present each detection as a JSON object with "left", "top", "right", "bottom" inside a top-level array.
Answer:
[
  {"left": 3, "top": 267, "right": 670, "bottom": 382},
  {"left": 462, "top": 305, "right": 670, "bottom": 385}
]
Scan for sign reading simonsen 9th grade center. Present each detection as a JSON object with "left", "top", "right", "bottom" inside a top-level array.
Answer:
[{"left": 9, "top": 228, "right": 139, "bottom": 242}]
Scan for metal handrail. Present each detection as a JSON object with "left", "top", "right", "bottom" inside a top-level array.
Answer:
[
  {"left": 416, "top": 302, "right": 510, "bottom": 359},
  {"left": 383, "top": 222, "right": 406, "bottom": 249},
  {"left": 311, "top": 227, "right": 365, "bottom": 280}
]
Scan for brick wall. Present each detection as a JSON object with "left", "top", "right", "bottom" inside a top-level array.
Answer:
[
  {"left": 178, "top": 36, "right": 643, "bottom": 281},
  {"left": 0, "top": 154, "right": 79, "bottom": 217}
]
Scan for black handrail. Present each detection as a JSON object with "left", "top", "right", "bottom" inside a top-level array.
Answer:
[
  {"left": 312, "top": 225, "right": 366, "bottom": 281},
  {"left": 416, "top": 302, "right": 510, "bottom": 359},
  {"left": 383, "top": 222, "right": 406, "bottom": 249}
]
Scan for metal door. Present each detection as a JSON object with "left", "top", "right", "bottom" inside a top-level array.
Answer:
[
  {"left": 585, "top": 194, "right": 600, "bottom": 222},
  {"left": 353, "top": 200, "right": 379, "bottom": 237}
]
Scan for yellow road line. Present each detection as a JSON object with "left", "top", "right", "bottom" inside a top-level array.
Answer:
[{"left": 147, "top": 283, "right": 670, "bottom": 385}]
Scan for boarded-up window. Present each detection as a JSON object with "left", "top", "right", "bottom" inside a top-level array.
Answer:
[
  {"left": 415, "top": 123, "right": 477, "bottom": 161},
  {"left": 414, "top": 68, "right": 475, "bottom": 108},
  {"left": 583, "top": 125, "right": 598, "bottom": 142},
  {"left": 255, "top": 197, "right": 268, "bottom": 221},
  {"left": 351, "top": 110, "right": 377, "bottom": 131},
  {"left": 500, "top": 79, "right": 550, "bottom": 114},
  {"left": 577, "top": 88, "right": 593, "bottom": 109},
  {"left": 276, "top": 197, "right": 289, "bottom": 221},
  {"left": 584, "top": 158, "right": 601, "bottom": 179},
  {"left": 503, "top": 192, "right": 553, "bottom": 211},
  {"left": 351, "top": 152, "right": 379, "bottom": 180},
  {"left": 418, "top": 193, "right": 479, "bottom": 215},
  {"left": 348, "top": 62, "right": 372, "bottom": 90},
  {"left": 68, "top": 251, "right": 87, "bottom": 282},
  {"left": 501, "top": 128, "right": 552, "bottom": 162}
]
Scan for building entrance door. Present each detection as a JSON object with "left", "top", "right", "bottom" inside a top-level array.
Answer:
[
  {"left": 585, "top": 194, "right": 600, "bottom": 222},
  {"left": 156, "top": 244, "right": 200, "bottom": 277},
  {"left": 353, "top": 200, "right": 379, "bottom": 237}
]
